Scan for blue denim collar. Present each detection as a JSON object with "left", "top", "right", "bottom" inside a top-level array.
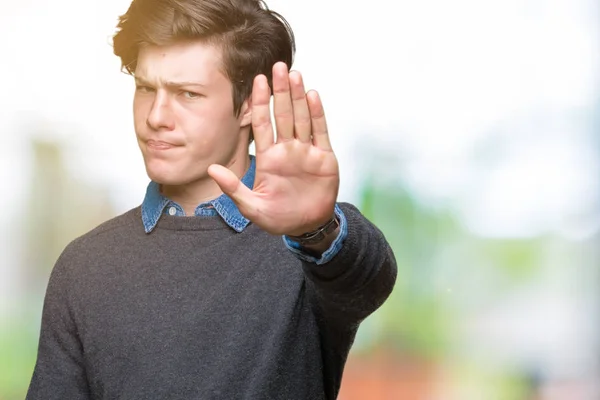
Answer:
[{"left": 141, "top": 156, "right": 255, "bottom": 233}]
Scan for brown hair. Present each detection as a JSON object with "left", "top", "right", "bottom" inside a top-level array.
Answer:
[{"left": 113, "top": 0, "right": 295, "bottom": 118}]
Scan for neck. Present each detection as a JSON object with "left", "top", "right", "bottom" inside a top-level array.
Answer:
[{"left": 161, "top": 154, "right": 251, "bottom": 215}]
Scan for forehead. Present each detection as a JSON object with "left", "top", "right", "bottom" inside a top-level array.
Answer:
[{"left": 135, "top": 41, "right": 227, "bottom": 85}]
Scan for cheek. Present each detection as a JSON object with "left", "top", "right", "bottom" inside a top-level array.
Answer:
[
  {"left": 178, "top": 110, "right": 219, "bottom": 144},
  {"left": 176, "top": 98, "right": 238, "bottom": 150},
  {"left": 133, "top": 95, "right": 155, "bottom": 119},
  {"left": 186, "top": 129, "right": 220, "bottom": 157},
  {"left": 133, "top": 104, "right": 147, "bottom": 130}
]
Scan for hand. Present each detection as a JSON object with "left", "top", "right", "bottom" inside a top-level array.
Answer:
[{"left": 208, "top": 62, "right": 339, "bottom": 236}]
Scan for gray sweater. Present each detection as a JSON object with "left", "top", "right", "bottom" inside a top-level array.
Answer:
[{"left": 27, "top": 202, "right": 397, "bottom": 400}]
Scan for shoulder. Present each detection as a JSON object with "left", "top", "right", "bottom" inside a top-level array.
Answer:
[
  {"left": 58, "top": 207, "right": 142, "bottom": 264},
  {"left": 75, "top": 206, "right": 141, "bottom": 242},
  {"left": 45, "top": 207, "right": 142, "bottom": 294}
]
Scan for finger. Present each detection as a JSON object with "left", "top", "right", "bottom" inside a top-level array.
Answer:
[
  {"left": 289, "top": 71, "right": 311, "bottom": 143},
  {"left": 272, "top": 62, "right": 294, "bottom": 142},
  {"left": 307, "top": 90, "right": 332, "bottom": 151},
  {"left": 251, "top": 75, "right": 275, "bottom": 153},
  {"left": 207, "top": 164, "right": 256, "bottom": 218}
]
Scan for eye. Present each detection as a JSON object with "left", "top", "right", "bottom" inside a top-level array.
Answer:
[{"left": 182, "top": 91, "right": 202, "bottom": 99}]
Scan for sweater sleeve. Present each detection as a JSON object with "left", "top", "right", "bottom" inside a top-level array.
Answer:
[
  {"left": 302, "top": 202, "right": 398, "bottom": 326},
  {"left": 26, "top": 246, "right": 90, "bottom": 399},
  {"left": 282, "top": 204, "right": 348, "bottom": 265}
]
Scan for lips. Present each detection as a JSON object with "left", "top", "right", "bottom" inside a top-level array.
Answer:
[{"left": 147, "top": 140, "right": 180, "bottom": 150}]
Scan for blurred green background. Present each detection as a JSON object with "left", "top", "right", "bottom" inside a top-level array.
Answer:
[{"left": 1, "top": 0, "right": 599, "bottom": 399}]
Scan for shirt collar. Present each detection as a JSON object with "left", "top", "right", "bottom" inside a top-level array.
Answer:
[{"left": 141, "top": 156, "right": 256, "bottom": 233}]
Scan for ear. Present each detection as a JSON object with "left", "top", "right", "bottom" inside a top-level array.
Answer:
[{"left": 239, "top": 97, "right": 252, "bottom": 128}]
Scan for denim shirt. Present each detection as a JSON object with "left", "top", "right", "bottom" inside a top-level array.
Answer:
[{"left": 141, "top": 156, "right": 348, "bottom": 265}]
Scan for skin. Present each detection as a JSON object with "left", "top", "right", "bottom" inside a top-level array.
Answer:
[{"left": 133, "top": 40, "right": 340, "bottom": 252}]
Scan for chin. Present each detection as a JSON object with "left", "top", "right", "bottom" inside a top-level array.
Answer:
[
  {"left": 145, "top": 163, "right": 206, "bottom": 186},
  {"left": 146, "top": 167, "right": 186, "bottom": 186}
]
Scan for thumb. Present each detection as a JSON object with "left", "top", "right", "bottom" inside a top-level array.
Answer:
[{"left": 207, "top": 164, "right": 254, "bottom": 211}]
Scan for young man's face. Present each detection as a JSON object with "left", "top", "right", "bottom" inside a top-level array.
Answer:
[{"left": 133, "top": 40, "right": 251, "bottom": 187}]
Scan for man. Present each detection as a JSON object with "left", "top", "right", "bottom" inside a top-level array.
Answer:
[{"left": 27, "top": 0, "right": 397, "bottom": 399}]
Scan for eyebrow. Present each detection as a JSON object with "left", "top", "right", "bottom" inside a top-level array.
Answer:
[{"left": 134, "top": 76, "right": 207, "bottom": 88}]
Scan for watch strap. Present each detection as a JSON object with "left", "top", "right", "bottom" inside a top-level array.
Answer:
[{"left": 287, "top": 215, "right": 340, "bottom": 245}]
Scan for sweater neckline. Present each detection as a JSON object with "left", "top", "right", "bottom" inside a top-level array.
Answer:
[{"left": 135, "top": 207, "right": 235, "bottom": 232}]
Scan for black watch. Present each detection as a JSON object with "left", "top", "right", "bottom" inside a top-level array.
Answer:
[{"left": 287, "top": 215, "right": 340, "bottom": 246}]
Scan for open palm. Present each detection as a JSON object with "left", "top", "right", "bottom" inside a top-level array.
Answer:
[{"left": 208, "top": 62, "right": 339, "bottom": 236}]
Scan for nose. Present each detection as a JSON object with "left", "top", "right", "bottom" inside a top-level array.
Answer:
[{"left": 146, "top": 91, "right": 175, "bottom": 131}]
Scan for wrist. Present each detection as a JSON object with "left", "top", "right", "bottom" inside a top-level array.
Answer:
[{"left": 286, "top": 214, "right": 339, "bottom": 246}]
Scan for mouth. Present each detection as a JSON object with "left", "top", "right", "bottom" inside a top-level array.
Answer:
[{"left": 146, "top": 140, "right": 180, "bottom": 150}]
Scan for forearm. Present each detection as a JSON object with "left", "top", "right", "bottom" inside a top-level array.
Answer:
[{"left": 302, "top": 203, "right": 397, "bottom": 323}]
